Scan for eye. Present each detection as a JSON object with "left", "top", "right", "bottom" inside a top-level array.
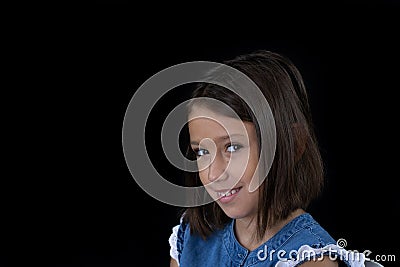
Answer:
[
  {"left": 226, "top": 144, "right": 243, "bottom": 153},
  {"left": 193, "top": 148, "right": 209, "bottom": 157}
]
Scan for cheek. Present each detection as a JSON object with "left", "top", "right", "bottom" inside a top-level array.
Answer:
[
  {"left": 229, "top": 152, "right": 255, "bottom": 177},
  {"left": 227, "top": 159, "right": 246, "bottom": 178},
  {"left": 230, "top": 157, "right": 258, "bottom": 187},
  {"left": 198, "top": 170, "right": 209, "bottom": 185}
]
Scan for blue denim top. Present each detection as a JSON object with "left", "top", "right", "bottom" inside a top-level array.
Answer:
[{"left": 177, "top": 213, "right": 352, "bottom": 267}]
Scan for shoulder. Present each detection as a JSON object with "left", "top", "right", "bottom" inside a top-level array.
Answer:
[
  {"left": 169, "top": 219, "right": 232, "bottom": 266},
  {"left": 168, "top": 217, "right": 188, "bottom": 265},
  {"left": 277, "top": 213, "right": 336, "bottom": 251},
  {"left": 275, "top": 214, "right": 364, "bottom": 267}
]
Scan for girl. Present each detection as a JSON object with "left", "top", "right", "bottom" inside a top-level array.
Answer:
[{"left": 169, "top": 51, "right": 363, "bottom": 267}]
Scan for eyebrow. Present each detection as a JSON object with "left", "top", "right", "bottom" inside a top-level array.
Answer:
[{"left": 190, "top": 134, "right": 246, "bottom": 145}]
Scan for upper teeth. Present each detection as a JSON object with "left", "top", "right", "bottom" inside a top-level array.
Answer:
[{"left": 218, "top": 188, "right": 239, "bottom": 197}]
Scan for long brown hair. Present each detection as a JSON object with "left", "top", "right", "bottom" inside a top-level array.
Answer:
[{"left": 182, "top": 50, "right": 324, "bottom": 241}]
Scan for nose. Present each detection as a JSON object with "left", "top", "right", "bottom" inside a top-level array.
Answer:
[{"left": 207, "top": 153, "right": 228, "bottom": 182}]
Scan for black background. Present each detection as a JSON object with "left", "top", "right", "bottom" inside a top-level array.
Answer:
[{"left": 3, "top": 4, "right": 399, "bottom": 267}]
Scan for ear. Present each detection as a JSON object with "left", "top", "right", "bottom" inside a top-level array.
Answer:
[{"left": 292, "top": 123, "right": 308, "bottom": 162}]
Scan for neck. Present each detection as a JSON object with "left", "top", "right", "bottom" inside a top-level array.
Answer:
[{"left": 234, "top": 208, "right": 305, "bottom": 251}]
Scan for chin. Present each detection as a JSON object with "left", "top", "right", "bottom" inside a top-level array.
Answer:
[{"left": 219, "top": 206, "right": 249, "bottom": 219}]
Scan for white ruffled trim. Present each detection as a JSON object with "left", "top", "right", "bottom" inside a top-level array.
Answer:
[
  {"left": 274, "top": 244, "right": 366, "bottom": 267},
  {"left": 169, "top": 224, "right": 180, "bottom": 265}
]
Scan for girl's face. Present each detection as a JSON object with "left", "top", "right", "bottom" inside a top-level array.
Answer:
[{"left": 188, "top": 105, "right": 260, "bottom": 220}]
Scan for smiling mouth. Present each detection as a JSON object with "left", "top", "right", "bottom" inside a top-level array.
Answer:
[{"left": 216, "top": 187, "right": 242, "bottom": 198}]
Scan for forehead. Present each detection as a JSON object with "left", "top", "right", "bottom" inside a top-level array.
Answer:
[{"left": 188, "top": 106, "right": 251, "bottom": 139}]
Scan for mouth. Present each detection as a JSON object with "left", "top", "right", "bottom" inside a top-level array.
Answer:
[{"left": 215, "top": 186, "right": 242, "bottom": 203}]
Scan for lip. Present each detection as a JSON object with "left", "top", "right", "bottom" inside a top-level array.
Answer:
[{"left": 215, "top": 186, "right": 242, "bottom": 204}]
